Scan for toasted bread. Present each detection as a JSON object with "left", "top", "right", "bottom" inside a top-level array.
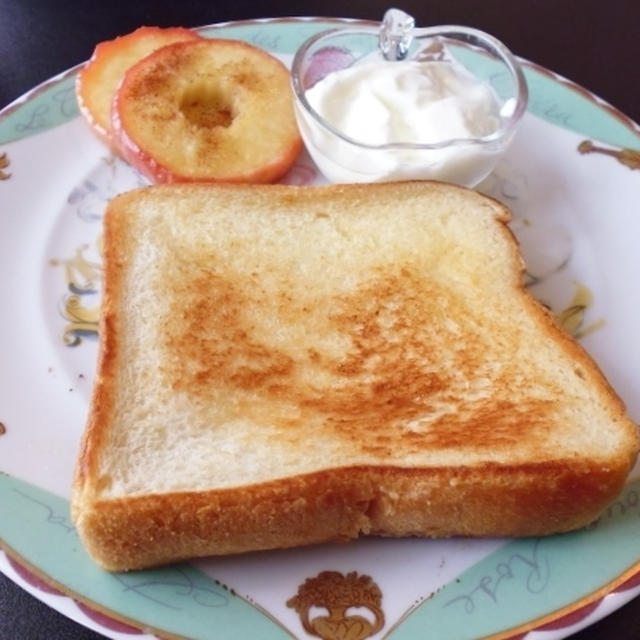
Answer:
[{"left": 71, "top": 182, "right": 639, "bottom": 571}]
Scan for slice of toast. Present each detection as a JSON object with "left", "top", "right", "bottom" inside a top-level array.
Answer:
[{"left": 71, "top": 181, "right": 639, "bottom": 571}]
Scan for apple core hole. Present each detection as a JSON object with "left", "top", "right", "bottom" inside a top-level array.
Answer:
[{"left": 180, "top": 85, "right": 235, "bottom": 129}]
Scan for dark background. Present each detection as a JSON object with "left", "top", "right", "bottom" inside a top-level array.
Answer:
[
  {"left": 1, "top": 1, "right": 639, "bottom": 639},
  {"left": 2, "top": 0, "right": 640, "bottom": 124}
]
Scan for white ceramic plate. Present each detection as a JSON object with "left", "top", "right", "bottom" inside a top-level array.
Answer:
[{"left": 1, "top": 17, "right": 640, "bottom": 640}]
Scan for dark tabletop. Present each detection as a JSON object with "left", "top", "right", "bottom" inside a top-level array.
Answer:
[{"left": 1, "top": 1, "right": 639, "bottom": 639}]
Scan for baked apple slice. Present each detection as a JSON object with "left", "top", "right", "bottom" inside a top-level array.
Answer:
[
  {"left": 112, "top": 39, "right": 303, "bottom": 183},
  {"left": 77, "top": 26, "right": 201, "bottom": 148}
]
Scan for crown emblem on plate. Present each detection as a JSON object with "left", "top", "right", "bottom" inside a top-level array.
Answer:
[{"left": 287, "top": 571, "right": 385, "bottom": 640}]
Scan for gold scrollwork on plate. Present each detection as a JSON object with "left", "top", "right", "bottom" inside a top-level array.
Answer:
[
  {"left": 578, "top": 140, "right": 640, "bottom": 170},
  {"left": 556, "top": 282, "right": 604, "bottom": 339},
  {"left": 60, "top": 295, "right": 100, "bottom": 346},
  {"left": 0, "top": 152, "right": 10, "bottom": 180},
  {"left": 287, "top": 571, "right": 385, "bottom": 640},
  {"left": 50, "top": 241, "right": 102, "bottom": 346}
]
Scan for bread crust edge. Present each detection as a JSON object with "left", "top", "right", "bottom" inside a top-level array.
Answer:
[{"left": 73, "top": 457, "right": 636, "bottom": 571}]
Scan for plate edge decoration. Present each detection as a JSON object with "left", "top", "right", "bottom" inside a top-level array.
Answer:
[
  {"left": 0, "top": 549, "right": 150, "bottom": 637},
  {"left": 494, "top": 561, "right": 640, "bottom": 640},
  {"left": 382, "top": 478, "right": 640, "bottom": 640},
  {"left": 0, "top": 18, "right": 639, "bottom": 150},
  {"left": 0, "top": 472, "right": 295, "bottom": 640},
  {"left": 0, "top": 66, "right": 81, "bottom": 145},
  {"left": 519, "top": 55, "right": 640, "bottom": 146}
]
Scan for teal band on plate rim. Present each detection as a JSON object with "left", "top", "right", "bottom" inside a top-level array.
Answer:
[
  {"left": 2, "top": 472, "right": 640, "bottom": 639},
  {"left": 1, "top": 19, "right": 640, "bottom": 150},
  {"left": 0, "top": 472, "right": 293, "bottom": 640}
]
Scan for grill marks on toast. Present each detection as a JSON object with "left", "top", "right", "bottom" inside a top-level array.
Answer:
[{"left": 161, "top": 252, "right": 558, "bottom": 454}]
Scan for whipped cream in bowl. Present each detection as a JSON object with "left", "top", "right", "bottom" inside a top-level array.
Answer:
[{"left": 291, "top": 10, "right": 528, "bottom": 186}]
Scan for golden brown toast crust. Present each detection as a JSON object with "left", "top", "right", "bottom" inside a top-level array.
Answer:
[
  {"left": 72, "top": 182, "right": 639, "bottom": 571},
  {"left": 78, "top": 461, "right": 632, "bottom": 571}
]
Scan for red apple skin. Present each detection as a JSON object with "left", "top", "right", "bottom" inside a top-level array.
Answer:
[{"left": 76, "top": 26, "right": 202, "bottom": 150}]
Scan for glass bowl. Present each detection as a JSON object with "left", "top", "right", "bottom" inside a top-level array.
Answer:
[{"left": 290, "top": 11, "right": 528, "bottom": 186}]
